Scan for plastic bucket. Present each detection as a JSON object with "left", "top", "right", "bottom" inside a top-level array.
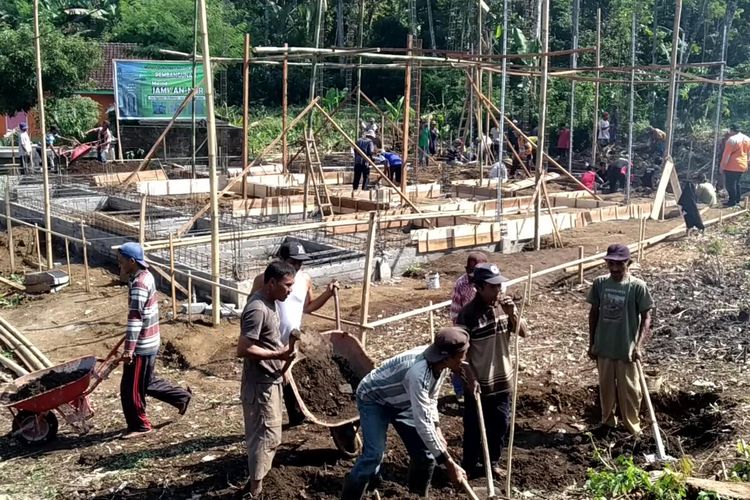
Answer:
[{"left": 425, "top": 272, "right": 440, "bottom": 290}]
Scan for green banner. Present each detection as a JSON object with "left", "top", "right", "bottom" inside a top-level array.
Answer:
[{"left": 114, "top": 60, "right": 206, "bottom": 120}]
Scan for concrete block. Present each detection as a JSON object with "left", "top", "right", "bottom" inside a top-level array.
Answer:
[{"left": 180, "top": 302, "right": 207, "bottom": 314}]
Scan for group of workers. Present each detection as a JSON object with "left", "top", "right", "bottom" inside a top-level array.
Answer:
[
  {"left": 113, "top": 233, "right": 655, "bottom": 499},
  {"left": 3, "top": 120, "right": 115, "bottom": 173},
  {"left": 353, "top": 119, "right": 405, "bottom": 191}
]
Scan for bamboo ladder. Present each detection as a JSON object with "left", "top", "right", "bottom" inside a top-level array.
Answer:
[{"left": 304, "top": 130, "right": 334, "bottom": 216}]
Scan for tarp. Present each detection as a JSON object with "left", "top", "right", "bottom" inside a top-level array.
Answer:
[{"left": 113, "top": 60, "right": 206, "bottom": 120}]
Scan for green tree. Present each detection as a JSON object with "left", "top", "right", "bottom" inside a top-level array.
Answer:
[
  {"left": 45, "top": 96, "right": 100, "bottom": 139},
  {"left": 0, "top": 22, "right": 101, "bottom": 114}
]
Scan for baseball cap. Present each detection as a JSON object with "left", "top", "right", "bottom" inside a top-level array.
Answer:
[
  {"left": 119, "top": 242, "right": 149, "bottom": 268},
  {"left": 279, "top": 241, "right": 310, "bottom": 261},
  {"left": 604, "top": 243, "right": 630, "bottom": 262},
  {"left": 471, "top": 263, "right": 508, "bottom": 285},
  {"left": 365, "top": 130, "right": 376, "bottom": 138},
  {"left": 19, "top": 123, "right": 27, "bottom": 131},
  {"left": 423, "top": 327, "right": 470, "bottom": 363}
]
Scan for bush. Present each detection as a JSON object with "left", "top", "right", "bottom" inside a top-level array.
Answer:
[{"left": 45, "top": 96, "right": 101, "bottom": 141}]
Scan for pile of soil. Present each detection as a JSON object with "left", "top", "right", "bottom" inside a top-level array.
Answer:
[
  {"left": 8, "top": 368, "right": 89, "bottom": 402},
  {"left": 292, "top": 333, "right": 359, "bottom": 420}
]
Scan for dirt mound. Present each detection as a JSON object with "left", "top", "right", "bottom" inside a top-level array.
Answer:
[
  {"left": 292, "top": 333, "right": 359, "bottom": 420},
  {"left": 9, "top": 368, "right": 89, "bottom": 402},
  {"left": 652, "top": 390, "right": 733, "bottom": 451}
]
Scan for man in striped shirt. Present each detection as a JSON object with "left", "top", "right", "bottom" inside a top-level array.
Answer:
[
  {"left": 117, "top": 242, "right": 192, "bottom": 439},
  {"left": 340, "top": 328, "right": 469, "bottom": 499},
  {"left": 456, "top": 263, "right": 526, "bottom": 478},
  {"left": 449, "top": 252, "right": 487, "bottom": 402}
]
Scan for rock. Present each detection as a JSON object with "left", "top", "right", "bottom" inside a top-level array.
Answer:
[{"left": 180, "top": 302, "right": 207, "bottom": 314}]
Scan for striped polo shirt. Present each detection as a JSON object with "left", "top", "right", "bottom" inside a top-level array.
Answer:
[
  {"left": 357, "top": 346, "right": 448, "bottom": 460},
  {"left": 125, "top": 268, "right": 161, "bottom": 355},
  {"left": 456, "top": 297, "right": 512, "bottom": 395}
]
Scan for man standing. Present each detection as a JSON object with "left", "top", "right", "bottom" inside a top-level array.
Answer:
[
  {"left": 720, "top": 124, "right": 750, "bottom": 207},
  {"left": 117, "top": 242, "right": 191, "bottom": 439},
  {"left": 587, "top": 244, "right": 653, "bottom": 436},
  {"left": 86, "top": 121, "right": 114, "bottom": 164},
  {"left": 250, "top": 241, "right": 338, "bottom": 425},
  {"left": 456, "top": 263, "right": 526, "bottom": 478},
  {"left": 648, "top": 126, "right": 667, "bottom": 157},
  {"left": 238, "top": 261, "right": 297, "bottom": 498},
  {"left": 353, "top": 130, "right": 375, "bottom": 192},
  {"left": 418, "top": 121, "right": 431, "bottom": 167},
  {"left": 597, "top": 112, "right": 611, "bottom": 151},
  {"left": 449, "top": 252, "right": 488, "bottom": 402},
  {"left": 340, "top": 327, "right": 469, "bottom": 499},
  {"left": 556, "top": 125, "right": 571, "bottom": 160},
  {"left": 18, "top": 123, "right": 33, "bottom": 174}
]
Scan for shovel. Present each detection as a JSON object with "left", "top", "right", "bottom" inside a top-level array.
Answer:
[
  {"left": 281, "top": 329, "right": 303, "bottom": 376},
  {"left": 333, "top": 287, "right": 342, "bottom": 331},
  {"left": 636, "top": 359, "right": 675, "bottom": 463},
  {"left": 474, "top": 388, "right": 497, "bottom": 498}
]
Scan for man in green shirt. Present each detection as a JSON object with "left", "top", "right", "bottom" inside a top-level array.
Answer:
[{"left": 587, "top": 244, "right": 653, "bottom": 436}]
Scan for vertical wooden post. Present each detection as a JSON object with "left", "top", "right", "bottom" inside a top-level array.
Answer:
[
  {"left": 64, "top": 237, "right": 71, "bottom": 278},
  {"left": 534, "top": 0, "right": 550, "bottom": 251},
  {"left": 428, "top": 300, "right": 435, "bottom": 342},
  {"left": 664, "top": 0, "right": 683, "bottom": 160},
  {"left": 401, "top": 35, "right": 413, "bottom": 193},
  {"left": 34, "top": 224, "right": 42, "bottom": 271},
  {"left": 578, "top": 246, "right": 584, "bottom": 284},
  {"left": 359, "top": 211, "right": 378, "bottom": 347},
  {"left": 33, "top": 0, "right": 53, "bottom": 271},
  {"left": 526, "top": 264, "right": 533, "bottom": 304},
  {"left": 242, "top": 34, "right": 251, "bottom": 196},
  {"left": 169, "top": 234, "right": 178, "bottom": 320},
  {"left": 114, "top": 92, "right": 124, "bottom": 162},
  {"left": 591, "top": 8, "right": 601, "bottom": 165},
  {"left": 139, "top": 194, "right": 147, "bottom": 245},
  {"left": 281, "top": 42, "right": 289, "bottom": 173},
  {"left": 198, "top": 0, "right": 221, "bottom": 327},
  {"left": 187, "top": 271, "right": 193, "bottom": 325},
  {"left": 638, "top": 217, "right": 646, "bottom": 261},
  {"left": 5, "top": 187, "right": 14, "bottom": 273},
  {"left": 80, "top": 221, "right": 90, "bottom": 293}
]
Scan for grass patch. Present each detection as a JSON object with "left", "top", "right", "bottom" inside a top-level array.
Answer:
[
  {"left": 704, "top": 240, "right": 725, "bottom": 256},
  {"left": 722, "top": 224, "right": 742, "bottom": 236}
]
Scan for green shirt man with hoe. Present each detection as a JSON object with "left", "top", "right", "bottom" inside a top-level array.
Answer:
[{"left": 587, "top": 243, "right": 653, "bottom": 436}]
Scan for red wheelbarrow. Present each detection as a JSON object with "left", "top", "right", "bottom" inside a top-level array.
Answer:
[{"left": 1, "top": 339, "right": 123, "bottom": 445}]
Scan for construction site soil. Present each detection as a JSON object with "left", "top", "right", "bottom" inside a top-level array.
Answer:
[
  {"left": 0, "top": 204, "right": 748, "bottom": 498},
  {"left": 7, "top": 368, "right": 90, "bottom": 402}
]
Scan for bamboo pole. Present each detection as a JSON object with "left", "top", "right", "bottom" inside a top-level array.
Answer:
[
  {"left": 359, "top": 212, "right": 378, "bottom": 347},
  {"left": 0, "top": 317, "right": 51, "bottom": 368},
  {"left": 198, "top": 0, "right": 221, "bottom": 327},
  {"left": 121, "top": 83, "right": 205, "bottom": 186},
  {"left": 638, "top": 217, "right": 646, "bottom": 261},
  {"left": 282, "top": 42, "right": 289, "bottom": 173},
  {"left": 526, "top": 265, "right": 533, "bottom": 304},
  {"left": 496, "top": 0, "right": 509, "bottom": 221},
  {"left": 578, "top": 246, "right": 584, "bottom": 284},
  {"left": 5, "top": 187, "right": 14, "bottom": 272},
  {"left": 568, "top": 0, "right": 579, "bottom": 171},
  {"left": 0, "top": 328, "right": 46, "bottom": 372},
  {"left": 534, "top": 0, "right": 551, "bottom": 251},
  {"left": 401, "top": 35, "right": 413, "bottom": 192},
  {"left": 139, "top": 194, "right": 147, "bottom": 245},
  {"left": 354, "top": 0, "right": 365, "bottom": 132},
  {"left": 664, "top": 0, "right": 682, "bottom": 161},
  {"left": 626, "top": 11, "right": 636, "bottom": 204},
  {"left": 710, "top": 10, "right": 730, "bottom": 184},
  {"left": 541, "top": 179, "right": 563, "bottom": 248},
  {"left": 191, "top": 0, "right": 198, "bottom": 178},
  {"left": 242, "top": 34, "right": 251, "bottom": 196},
  {"left": 428, "top": 300, "right": 435, "bottom": 342},
  {"left": 33, "top": 0, "right": 53, "bottom": 271},
  {"left": 187, "top": 271, "right": 193, "bottom": 325},
  {"left": 591, "top": 9, "right": 601, "bottom": 165},
  {"left": 177, "top": 98, "right": 319, "bottom": 237},
  {"left": 65, "top": 237, "right": 71, "bottom": 278},
  {"left": 169, "top": 234, "right": 177, "bottom": 320},
  {"left": 80, "top": 221, "right": 90, "bottom": 293},
  {"left": 506, "top": 275, "right": 530, "bottom": 497},
  {"left": 34, "top": 223, "right": 42, "bottom": 271},
  {"left": 0, "top": 352, "right": 28, "bottom": 376}
]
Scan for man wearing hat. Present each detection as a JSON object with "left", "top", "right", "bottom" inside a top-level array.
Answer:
[
  {"left": 353, "top": 130, "right": 376, "bottom": 192},
  {"left": 117, "top": 242, "right": 192, "bottom": 439},
  {"left": 587, "top": 243, "right": 653, "bottom": 436},
  {"left": 16, "top": 123, "right": 33, "bottom": 174},
  {"left": 456, "top": 263, "right": 526, "bottom": 478},
  {"left": 340, "top": 327, "right": 469, "bottom": 499},
  {"left": 249, "top": 240, "right": 338, "bottom": 425}
]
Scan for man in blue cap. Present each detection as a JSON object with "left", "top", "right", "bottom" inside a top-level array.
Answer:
[
  {"left": 587, "top": 243, "right": 653, "bottom": 436},
  {"left": 18, "top": 123, "right": 33, "bottom": 174},
  {"left": 117, "top": 242, "right": 192, "bottom": 439}
]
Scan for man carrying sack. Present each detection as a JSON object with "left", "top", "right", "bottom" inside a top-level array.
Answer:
[
  {"left": 340, "top": 328, "right": 470, "bottom": 499},
  {"left": 587, "top": 244, "right": 654, "bottom": 436}
]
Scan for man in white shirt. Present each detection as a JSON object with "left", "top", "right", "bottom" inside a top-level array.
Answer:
[
  {"left": 250, "top": 240, "right": 338, "bottom": 425},
  {"left": 86, "top": 121, "right": 114, "bottom": 163},
  {"left": 597, "top": 112, "right": 611, "bottom": 149},
  {"left": 17, "top": 123, "right": 33, "bottom": 174}
]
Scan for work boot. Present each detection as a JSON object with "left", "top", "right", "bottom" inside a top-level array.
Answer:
[
  {"left": 406, "top": 458, "right": 435, "bottom": 497},
  {"left": 340, "top": 473, "right": 368, "bottom": 500}
]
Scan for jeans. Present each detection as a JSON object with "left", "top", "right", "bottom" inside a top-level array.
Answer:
[
  {"left": 725, "top": 171, "right": 742, "bottom": 206},
  {"left": 462, "top": 390, "right": 511, "bottom": 471},
  {"left": 353, "top": 163, "right": 369, "bottom": 190},
  {"left": 451, "top": 373, "right": 464, "bottom": 397},
  {"left": 342, "top": 399, "right": 435, "bottom": 499},
  {"left": 388, "top": 166, "right": 402, "bottom": 185}
]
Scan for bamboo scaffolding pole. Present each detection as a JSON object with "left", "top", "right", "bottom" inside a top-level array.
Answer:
[
  {"left": 65, "top": 237, "right": 71, "bottom": 278},
  {"left": 242, "top": 34, "right": 251, "bottom": 195},
  {"left": 139, "top": 194, "right": 147, "bottom": 245},
  {"left": 710, "top": 6, "right": 730, "bottom": 184},
  {"left": 0, "top": 329, "right": 46, "bottom": 372},
  {"left": 541, "top": 179, "right": 563, "bottom": 248},
  {"left": 626, "top": 11, "right": 636, "bottom": 204},
  {"left": 359, "top": 212, "right": 378, "bottom": 347},
  {"left": 568, "top": 0, "right": 579, "bottom": 172},
  {"left": 401, "top": 35, "right": 413, "bottom": 192},
  {"left": 578, "top": 246, "right": 585, "bottom": 284},
  {"left": 282, "top": 42, "right": 289, "bottom": 173},
  {"left": 5, "top": 186, "right": 14, "bottom": 272},
  {"left": 496, "top": 0, "right": 509, "bottom": 221},
  {"left": 121, "top": 82, "right": 205, "bottom": 186},
  {"left": 33, "top": 0, "right": 53, "bottom": 270},
  {"left": 34, "top": 223, "right": 42, "bottom": 271},
  {"left": 177, "top": 98, "right": 319, "bottom": 237},
  {"left": 665, "top": 0, "right": 682, "bottom": 160},
  {"left": 591, "top": 8, "right": 601, "bottom": 165},
  {"left": 0, "top": 316, "right": 52, "bottom": 369},
  {"left": 80, "top": 221, "right": 90, "bottom": 292},
  {"left": 191, "top": 0, "right": 198, "bottom": 178},
  {"left": 197, "top": 0, "right": 221, "bottom": 326},
  {"left": 169, "top": 234, "right": 177, "bottom": 320},
  {"left": 187, "top": 271, "right": 193, "bottom": 325},
  {"left": 0, "top": 352, "right": 28, "bottom": 376},
  {"left": 534, "top": 0, "right": 551, "bottom": 251},
  {"left": 355, "top": 0, "right": 365, "bottom": 134}
]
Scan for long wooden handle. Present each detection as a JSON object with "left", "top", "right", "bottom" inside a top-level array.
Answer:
[
  {"left": 475, "top": 393, "right": 496, "bottom": 497},
  {"left": 636, "top": 360, "right": 667, "bottom": 459},
  {"left": 333, "top": 288, "right": 341, "bottom": 331},
  {"left": 460, "top": 479, "right": 480, "bottom": 500},
  {"left": 280, "top": 335, "right": 298, "bottom": 376}
]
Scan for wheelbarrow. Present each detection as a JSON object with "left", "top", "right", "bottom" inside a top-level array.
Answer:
[
  {"left": 1, "top": 339, "right": 124, "bottom": 445},
  {"left": 286, "top": 329, "right": 374, "bottom": 457}
]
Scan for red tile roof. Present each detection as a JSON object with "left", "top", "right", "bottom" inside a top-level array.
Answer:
[{"left": 90, "top": 42, "right": 140, "bottom": 90}]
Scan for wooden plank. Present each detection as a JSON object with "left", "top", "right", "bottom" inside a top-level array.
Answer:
[
  {"left": 685, "top": 477, "right": 750, "bottom": 499},
  {"left": 232, "top": 195, "right": 306, "bottom": 217},
  {"left": 650, "top": 158, "right": 676, "bottom": 220},
  {"left": 92, "top": 170, "right": 167, "bottom": 187},
  {"left": 0, "top": 276, "right": 25, "bottom": 291}
]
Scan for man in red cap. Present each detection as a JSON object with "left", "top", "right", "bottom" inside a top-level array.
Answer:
[{"left": 587, "top": 243, "right": 653, "bottom": 436}]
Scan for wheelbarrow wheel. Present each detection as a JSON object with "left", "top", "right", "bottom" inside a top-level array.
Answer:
[
  {"left": 330, "top": 424, "right": 362, "bottom": 458},
  {"left": 12, "top": 410, "right": 58, "bottom": 445}
]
